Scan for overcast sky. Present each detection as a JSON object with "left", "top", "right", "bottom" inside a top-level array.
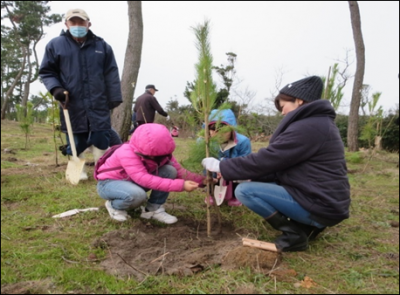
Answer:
[{"left": 32, "top": 1, "right": 399, "bottom": 114}]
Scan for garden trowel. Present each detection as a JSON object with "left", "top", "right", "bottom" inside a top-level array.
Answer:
[
  {"left": 61, "top": 91, "right": 85, "bottom": 185},
  {"left": 213, "top": 176, "right": 228, "bottom": 206}
]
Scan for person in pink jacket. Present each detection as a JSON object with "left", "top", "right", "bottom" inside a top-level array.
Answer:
[{"left": 96, "top": 123, "right": 205, "bottom": 224}]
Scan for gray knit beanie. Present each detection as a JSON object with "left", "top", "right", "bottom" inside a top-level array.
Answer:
[{"left": 279, "top": 76, "right": 323, "bottom": 102}]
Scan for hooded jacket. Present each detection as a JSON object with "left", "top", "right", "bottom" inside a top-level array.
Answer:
[
  {"left": 208, "top": 109, "right": 252, "bottom": 159},
  {"left": 39, "top": 30, "right": 122, "bottom": 133},
  {"left": 96, "top": 123, "right": 204, "bottom": 192},
  {"left": 220, "top": 100, "right": 351, "bottom": 226}
]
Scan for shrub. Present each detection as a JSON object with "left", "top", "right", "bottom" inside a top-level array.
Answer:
[{"left": 335, "top": 114, "right": 398, "bottom": 151}]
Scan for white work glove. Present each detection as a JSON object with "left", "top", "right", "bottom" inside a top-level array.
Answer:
[{"left": 201, "top": 157, "right": 221, "bottom": 173}]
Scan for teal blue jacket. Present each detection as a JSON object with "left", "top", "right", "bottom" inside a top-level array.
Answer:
[{"left": 208, "top": 109, "right": 252, "bottom": 160}]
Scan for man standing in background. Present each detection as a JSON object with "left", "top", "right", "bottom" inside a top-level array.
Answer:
[{"left": 134, "top": 85, "right": 168, "bottom": 126}]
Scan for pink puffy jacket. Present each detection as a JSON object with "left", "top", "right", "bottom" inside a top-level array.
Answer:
[{"left": 96, "top": 123, "right": 204, "bottom": 192}]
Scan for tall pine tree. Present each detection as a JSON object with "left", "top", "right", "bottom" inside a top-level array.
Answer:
[{"left": 189, "top": 20, "right": 222, "bottom": 236}]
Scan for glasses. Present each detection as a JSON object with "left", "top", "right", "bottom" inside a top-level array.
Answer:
[{"left": 209, "top": 123, "right": 228, "bottom": 132}]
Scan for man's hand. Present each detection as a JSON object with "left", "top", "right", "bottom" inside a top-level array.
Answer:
[
  {"left": 184, "top": 180, "right": 199, "bottom": 192},
  {"left": 201, "top": 157, "right": 221, "bottom": 173},
  {"left": 52, "top": 87, "right": 67, "bottom": 102}
]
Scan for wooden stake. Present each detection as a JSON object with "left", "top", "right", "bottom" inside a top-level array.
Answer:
[{"left": 242, "top": 238, "right": 279, "bottom": 253}]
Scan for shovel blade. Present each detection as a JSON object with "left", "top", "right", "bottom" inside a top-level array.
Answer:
[
  {"left": 214, "top": 184, "right": 228, "bottom": 206},
  {"left": 65, "top": 157, "right": 86, "bottom": 185}
]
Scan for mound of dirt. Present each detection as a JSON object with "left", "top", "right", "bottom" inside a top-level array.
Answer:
[
  {"left": 92, "top": 217, "right": 281, "bottom": 281},
  {"left": 1, "top": 279, "right": 57, "bottom": 294},
  {"left": 222, "top": 246, "right": 280, "bottom": 271}
]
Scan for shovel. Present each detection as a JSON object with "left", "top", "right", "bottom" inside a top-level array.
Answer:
[
  {"left": 61, "top": 91, "right": 85, "bottom": 185},
  {"left": 213, "top": 176, "right": 228, "bottom": 206}
]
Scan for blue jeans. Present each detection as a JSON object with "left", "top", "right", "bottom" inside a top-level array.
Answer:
[
  {"left": 235, "top": 182, "right": 325, "bottom": 228},
  {"left": 97, "top": 165, "right": 177, "bottom": 211}
]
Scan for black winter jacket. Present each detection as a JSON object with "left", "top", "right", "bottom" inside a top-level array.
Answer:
[
  {"left": 134, "top": 90, "right": 168, "bottom": 123},
  {"left": 39, "top": 30, "right": 122, "bottom": 133},
  {"left": 220, "top": 100, "right": 351, "bottom": 226}
]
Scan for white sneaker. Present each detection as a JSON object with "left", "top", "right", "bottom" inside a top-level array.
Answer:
[
  {"left": 140, "top": 206, "right": 178, "bottom": 224},
  {"left": 80, "top": 171, "right": 89, "bottom": 181},
  {"left": 105, "top": 201, "right": 130, "bottom": 222}
]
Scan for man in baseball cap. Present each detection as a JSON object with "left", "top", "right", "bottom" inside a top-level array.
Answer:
[
  {"left": 39, "top": 7, "right": 122, "bottom": 181},
  {"left": 134, "top": 84, "right": 168, "bottom": 126},
  {"left": 145, "top": 84, "right": 159, "bottom": 91}
]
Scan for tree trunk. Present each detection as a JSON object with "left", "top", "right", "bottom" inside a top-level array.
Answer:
[
  {"left": 21, "top": 45, "right": 32, "bottom": 110},
  {"left": 111, "top": 1, "right": 143, "bottom": 141},
  {"left": 347, "top": 1, "right": 365, "bottom": 152},
  {"left": 24, "top": 40, "right": 42, "bottom": 110},
  {"left": 374, "top": 136, "right": 382, "bottom": 151}
]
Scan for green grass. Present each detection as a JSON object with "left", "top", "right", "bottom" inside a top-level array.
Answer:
[{"left": 1, "top": 120, "right": 399, "bottom": 294}]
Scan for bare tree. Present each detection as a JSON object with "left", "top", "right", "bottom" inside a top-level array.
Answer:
[
  {"left": 347, "top": 1, "right": 365, "bottom": 151},
  {"left": 112, "top": 1, "right": 143, "bottom": 141},
  {"left": 232, "top": 86, "right": 256, "bottom": 119}
]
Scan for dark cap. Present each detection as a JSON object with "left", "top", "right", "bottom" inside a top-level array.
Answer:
[
  {"left": 279, "top": 76, "right": 323, "bottom": 102},
  {"left": 145, "top": 84, "right": 158, "bottom": 91}
]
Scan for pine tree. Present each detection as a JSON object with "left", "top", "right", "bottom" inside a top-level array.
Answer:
[{"left": 189, "top": 20, "right": 221, "bottom": 236}]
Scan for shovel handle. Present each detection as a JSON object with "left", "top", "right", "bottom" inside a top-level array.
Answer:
[
  {"left": 61, "top": 91, "right": 78, "bottom": 159},
  {"left": 60, "top": 91, "right": 70, "bottom": 110}
]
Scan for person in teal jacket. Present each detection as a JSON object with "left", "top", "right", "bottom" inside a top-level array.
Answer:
[{"left": 205, "top": 109, "right": 252, "bottom": 206}]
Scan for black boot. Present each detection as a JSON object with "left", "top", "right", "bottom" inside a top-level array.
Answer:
[
  {"left": 309, "top": 227, "right": 326, "bottom": 241},
  {"left": 291, "top": 220, "right": 326, "bottom": 242},
  {"left": 265, "top": 212, "right": 309, "bottom": 252}
]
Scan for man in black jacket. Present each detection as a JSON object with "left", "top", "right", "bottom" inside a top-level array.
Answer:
[{"left": 134, "top": 85, "right": 168, "bottom": 125}]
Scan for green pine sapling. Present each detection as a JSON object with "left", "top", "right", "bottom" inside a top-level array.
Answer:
[{"left": 188, "top": 20, "right": 222, "bottom": 236}]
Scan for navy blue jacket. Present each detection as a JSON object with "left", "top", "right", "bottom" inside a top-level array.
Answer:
[
  {"left": 39, "top": 30, "right": 122, "bottom": 133},
  {"left": 220, "top": 100, "right": 351, "bottom": 226}
]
